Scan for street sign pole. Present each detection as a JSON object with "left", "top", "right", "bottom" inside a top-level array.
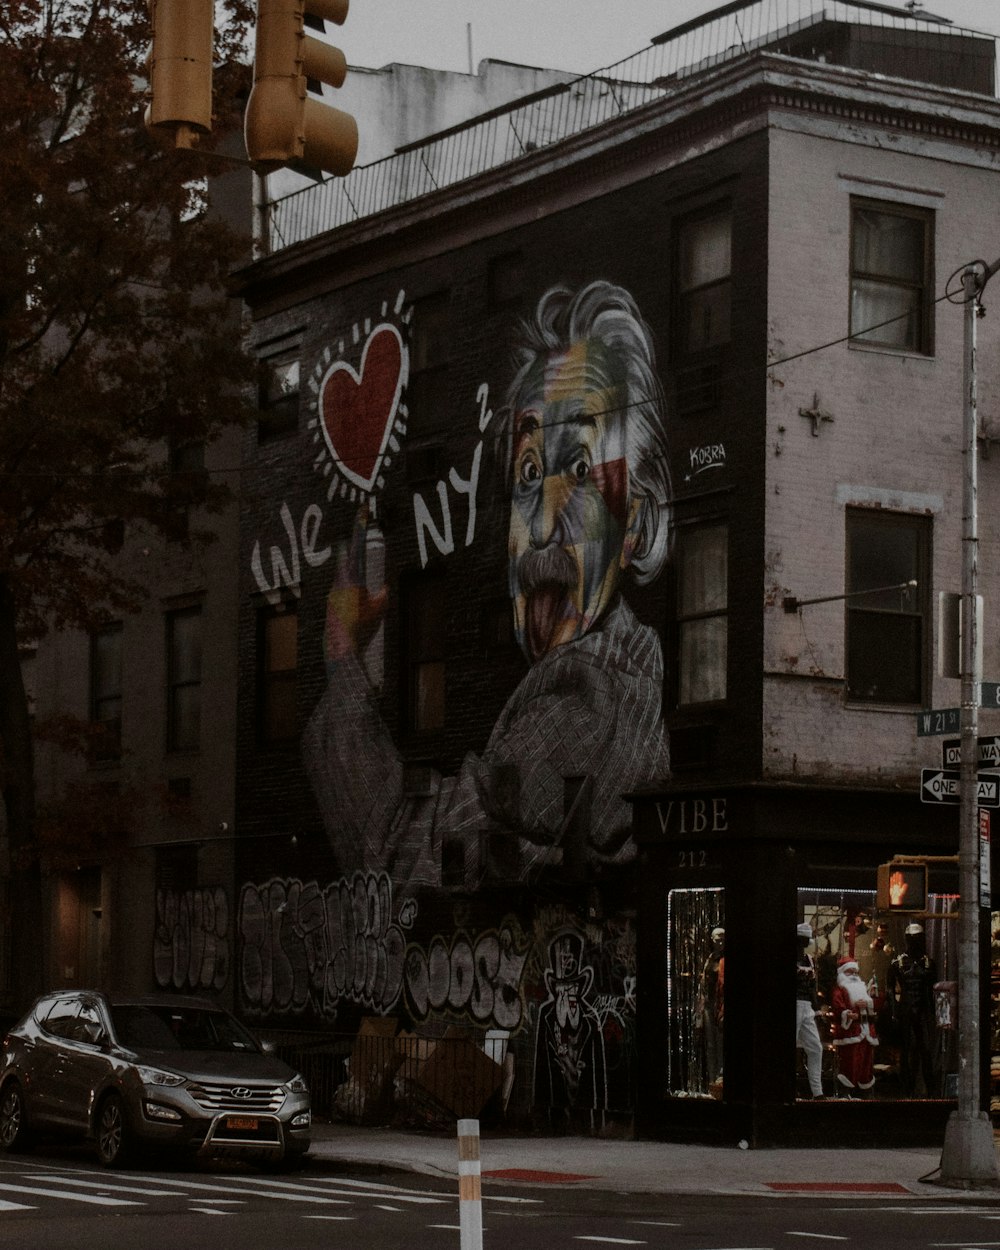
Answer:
[{"left": 940, "top": 263, "right": 1000, "bottom": 1188}]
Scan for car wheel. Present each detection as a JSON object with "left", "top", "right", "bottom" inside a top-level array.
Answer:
[
  {"left": 0, "top": 1082, "right": 32, "bottom": 1153},
  {"left": 95, "top": 1092, "right": 134, "bottom": 1168}
]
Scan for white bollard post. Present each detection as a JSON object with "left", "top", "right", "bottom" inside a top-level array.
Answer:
[{"left": 457, "top": 1117, "right": 483, "bottom": 1250}]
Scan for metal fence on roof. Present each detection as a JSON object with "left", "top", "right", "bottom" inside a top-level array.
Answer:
[{"left": 263, "top": 0, "right": 998, "bottom": 254}]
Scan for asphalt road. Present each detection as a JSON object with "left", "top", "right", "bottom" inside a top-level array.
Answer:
[{"left": 2, "top": 1150, "right": 1000, "bottom": 1249}]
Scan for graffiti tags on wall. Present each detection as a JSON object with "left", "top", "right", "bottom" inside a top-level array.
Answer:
[
  {"left": 153, "top": 886, "right": 229, "bottom": 993},
  {"left": 238, "top": 872, "right": 408, "bottom": 1018},
  {"left": 403, "top": 922, "right": 529, "bottom": 1031},
  {"left": 684, "top": 442, "right": 726, "bottom": 480},
  {"left": 237, "top": 872, "right": 534, "bottom": 1031}
]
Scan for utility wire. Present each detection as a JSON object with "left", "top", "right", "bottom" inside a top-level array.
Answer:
[{"left": 0, "top": 263, "right": 993, "bottom": 482}]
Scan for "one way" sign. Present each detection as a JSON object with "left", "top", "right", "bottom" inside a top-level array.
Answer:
[
  {"left": 920, "top": 768, "right": 1000, "bottom": 806},
  {"left": 942, "top": 736, "right": 1000, "bottom": 768}
]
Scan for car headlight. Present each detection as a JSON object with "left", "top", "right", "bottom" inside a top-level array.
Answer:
[
  {"left": 135, "top": 1065, "right": 186, "bottom": 1087},
  {"left": 284, "top": 1072, "right": 308, "bottom": 1094}
]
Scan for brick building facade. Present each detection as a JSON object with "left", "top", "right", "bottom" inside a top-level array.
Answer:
[{"left": 233, "top": 5, "right": 1000, "bottom": 1143}]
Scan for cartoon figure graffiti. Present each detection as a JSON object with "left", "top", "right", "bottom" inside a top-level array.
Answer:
[
  {"left": 303, "top": 280, "right": 672, "bottom": 888},
  {"left": 533, "top": 930, "right": 607, "bottom": 1114}
]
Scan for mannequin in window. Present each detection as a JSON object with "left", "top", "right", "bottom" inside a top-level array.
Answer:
[
  {"left": 887, "top": 922, "right": 937, "bottom": 1096},
  {"left": 796, "top": 923, "right": 826, "bottom": 1099},
  {"left": 830, "top": 956, "right": 883, "bottom": 1096},
  {"left": 697, "top": 926, "right": 725, "bottom": 1089}
]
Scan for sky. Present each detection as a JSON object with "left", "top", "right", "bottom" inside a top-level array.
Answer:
[{"left": 340, "top": 0, "right": 1000, "bottom": 78}]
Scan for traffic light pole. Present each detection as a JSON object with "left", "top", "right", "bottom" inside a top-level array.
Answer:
[{"left": 939, "top": 263, "right": 1000, "bottom": 1188}]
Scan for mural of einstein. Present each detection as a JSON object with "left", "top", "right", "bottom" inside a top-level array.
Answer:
[{"left": 303, "top": 280, "right": 672, "bottom": 889}]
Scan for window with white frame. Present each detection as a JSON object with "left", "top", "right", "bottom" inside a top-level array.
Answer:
[
  {"left": 845, "top": 508, "right": 929, "bottom": 704},
  {"left": 850, "top": 200, "right": 933, "bottom": 354}
]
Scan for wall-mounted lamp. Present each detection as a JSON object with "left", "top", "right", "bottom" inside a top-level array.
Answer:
[{"left": 783, "top": 579, "right": 917, "bottom": 614}]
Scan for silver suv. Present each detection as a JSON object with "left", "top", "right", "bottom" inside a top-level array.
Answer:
[{"left": 0, "top": 990, "right": 310, "bottom": 1169}]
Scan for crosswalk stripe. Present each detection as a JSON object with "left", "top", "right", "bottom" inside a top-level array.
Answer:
[
  {"left": 25, "top": 1174, "right": 189, "bottom": 1197},
  {"left": 574, "top": 1239, "right": 647, "bottom": 1246},
  {"left": 306, "top": 1178, "right": 446, "bottom": 1204},
  {"left": 35, "top": 1170, "right": 349, "bottom": 1205},
  {"left": 0, "top": 1199, "right": 36, "bottom": 1211},
  {"left": 0, "top": 1182, "right": 142, "bottom": 1207}
]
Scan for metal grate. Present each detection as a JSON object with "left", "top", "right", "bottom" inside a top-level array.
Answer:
[
  {"left": 187, "top": 1083, "right": 286, "bottom": 1113},
  {"left": 264, "top": 1, "right": 998, "bottom": 253}
]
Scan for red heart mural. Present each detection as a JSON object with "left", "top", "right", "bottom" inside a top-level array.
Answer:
[{"left": 319, "top": 324, "right": 406, "bottom": 493}]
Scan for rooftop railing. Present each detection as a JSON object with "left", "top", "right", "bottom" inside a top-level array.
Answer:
[{"left": 262, "top": 0, "right": 998, "bottom": 254}]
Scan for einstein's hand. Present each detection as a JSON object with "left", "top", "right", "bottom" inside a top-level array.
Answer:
[{"left": 324, "top": 506, "right": 388, "bottom": 664}]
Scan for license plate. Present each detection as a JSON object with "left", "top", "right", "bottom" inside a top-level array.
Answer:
[{"left": 226, "top": 1116, "right": 259, "bottom": 1130}]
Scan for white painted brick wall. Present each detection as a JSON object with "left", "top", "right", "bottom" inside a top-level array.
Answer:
[{"left": 763, "top": 118, "right": 1000, "bottom": 785}]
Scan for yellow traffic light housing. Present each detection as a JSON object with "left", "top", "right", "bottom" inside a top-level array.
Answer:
[
  {"left": 245, "top": 0, "right": 359, "bottom": 177},
  {"left": 144, "top": 0, "right": 215, "bottom": 150},
  {"left": 877, "top": 861, "right": 928, "bottom": 913}
]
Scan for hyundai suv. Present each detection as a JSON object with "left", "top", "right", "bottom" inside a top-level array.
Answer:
[{"left": 0, "top": 990, "right": 310, "bottom": 1168}]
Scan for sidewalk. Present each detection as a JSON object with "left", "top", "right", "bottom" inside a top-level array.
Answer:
[{"left": 306, "top": 1120, "right": 1000, "bottom": 1198}]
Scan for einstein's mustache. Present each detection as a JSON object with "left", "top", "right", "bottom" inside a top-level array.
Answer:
[{"left": 515, "top": 544, "right": 577, "bottom": 592}]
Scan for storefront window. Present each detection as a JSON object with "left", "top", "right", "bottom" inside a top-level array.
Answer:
[
  {"left": 667, "top": 887, "right": 725, "bottom": 1097},
  {"left": 797, "top": 888, "right": 958, "bottom": 1101}
]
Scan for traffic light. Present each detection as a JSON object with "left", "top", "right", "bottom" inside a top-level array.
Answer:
[
  {"left": 877, "top": 862, "right": 927, "bottom": 913},
  {"left": 245, "top": 0, "right": 359, "bottom": 177},
  {"left": 144, "top": 0, "right": 215, "bottom": 150}
]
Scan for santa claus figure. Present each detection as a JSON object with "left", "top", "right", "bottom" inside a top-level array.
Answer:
[{"left": 830, "top": 957, "right": 883, "bottom": 1095}]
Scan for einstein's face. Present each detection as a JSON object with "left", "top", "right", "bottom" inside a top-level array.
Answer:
[{"left": 508, "top": 338, "right": 638, "bottom": 662}]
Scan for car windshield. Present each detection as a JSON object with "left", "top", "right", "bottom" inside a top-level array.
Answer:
[{"left": 110, "top": 1004, "right": 260, "bottom": 1053}]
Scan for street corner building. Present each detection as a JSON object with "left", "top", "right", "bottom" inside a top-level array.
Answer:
[{"left": 11, "top": 0, "right": 1000, "bottom": 1149}]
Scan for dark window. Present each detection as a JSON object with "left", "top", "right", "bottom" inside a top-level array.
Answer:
[
  {"left": 487, "top": 251, "right": 526, "bottom": 310},
  {"left": 155, "top": 843, "right": 198, "bottom": 895},
  {"left": 404, "top": 578, "right": 446, "bottom": 734},
  {"left": 258, "top": 354, "right": 300, "bottom": 442},
  {"left": 481, "top": 598, "right": 517, "bottom": 655},
  {"left": 166, "top": 439, "right": 205, "bottom": 542},
  {"left": 167, "top": 776, "right": 192, "bottom": 800},
  {"left": 166, "top": 606, "right": 201, "bottom": 752},
  {"left": 676, "top": 524, "right": 728, "bottom": 706},
  {"left": 90, "top": 624, "right": 123, "bottom": 761},
  {"left": 407, "top": 293, "right": 450, "bottom": 435},
  {"left": 846, "top": 509, "right": 929, "bottom": 704},
  {"left": 850, "top": 200, "right": 933, "bottom": 353},
  {"left": 258, "top": 605, "right": 298, "bottom": 743},
  {"left": 677, "top": 206, "right": 732, "bottom": 356}
]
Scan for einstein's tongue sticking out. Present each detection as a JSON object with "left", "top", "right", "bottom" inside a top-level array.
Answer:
[{"left": 525, "top": 583, "right": 574, "bottom": 663}]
